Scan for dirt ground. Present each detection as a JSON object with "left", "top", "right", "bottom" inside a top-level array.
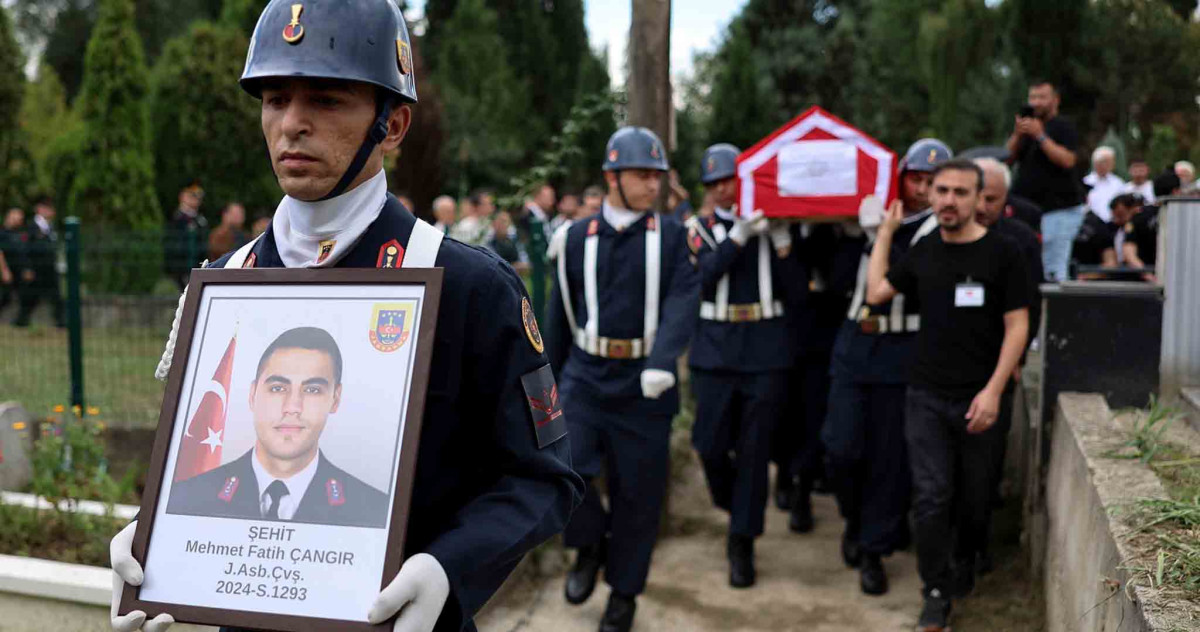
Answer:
[{"left": 477, "top": 440, "right": 1044, "bottom": 632}]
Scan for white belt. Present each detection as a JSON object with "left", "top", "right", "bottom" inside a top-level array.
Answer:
[
  {"left": 699, "top": 300, "right": 785, "bottom": 322},
  {"left": 573, "top": 330, "right": 648, "bottom": 359}
]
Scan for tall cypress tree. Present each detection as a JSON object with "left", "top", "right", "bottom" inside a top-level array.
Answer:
[
  {"left": 150, "top": 21, "right": 277, "bottom": 221},
  {"left": 0, "top": 6, "right": 30, "bottom": 207},
  {"left": 69, "top": 0, "right": 161, "bottom": 291},
  {"left": 19, "top": 64, "right": 78, "bottom": 197}
]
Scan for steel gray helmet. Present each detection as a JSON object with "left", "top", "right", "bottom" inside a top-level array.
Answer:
[
  {"left": 603, "top": 127, "right": 670, "bottom": 172},
  {"left": 899, "top": 138, "right": 953, "bottom": 174},
  {"left": 700, "top": 143, "right": 740, "bottom": 184},
  {"left": 241, "top": 0, "right": 417, "bottom": 103}
]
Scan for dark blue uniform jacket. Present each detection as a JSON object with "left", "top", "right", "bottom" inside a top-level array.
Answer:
[
  {"left": 545, "top": 211, "right": 700, "bottom": 418},
  {"left": 687, "top": 214, "right": 806, "bottom": 373},
  {"left": 168, "top": 450, "right": 388, "bottom": 528},
  {"left": 211, "top": 195, "right": 584, "bottom": 632},
  {"left": 829, "top": 214, "right": 933, "bottom": 385}
]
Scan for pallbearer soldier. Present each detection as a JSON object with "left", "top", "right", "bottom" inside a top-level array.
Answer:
[
  {"left": 776, "top": 219, "right": 866, "bottom": 533},
  {"left": 685, "top": 143, "right": 804, "bottom": 588},
  {"left": 546, "top": 127, "right": 700, "bottom": 632},
  {"left": 822, "top": 139, "right": 952, "bottom": 596},
  {"left": 109, "top": 2, "right": 583, "bottom": 631}
]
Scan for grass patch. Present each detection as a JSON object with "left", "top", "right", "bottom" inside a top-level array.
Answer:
[
  {"left": 0, "top": 324, "right": 166, "bottom": 427},
  {"left": 1113, "top": 400, "right": 1200, "bottom": 602},
  {"left": 0, "top": 504, "right": 123, "bottom": 567}
]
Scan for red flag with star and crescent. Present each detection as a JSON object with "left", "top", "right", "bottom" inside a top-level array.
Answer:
[{"left": 173, "top": 334, "right": 236, "bottom": 482}]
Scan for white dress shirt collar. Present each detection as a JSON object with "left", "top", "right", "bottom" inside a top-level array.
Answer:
[
  {"left": 251, "top": 448, "right": 321, "bottom": 521},
  {"left": 713, "top": 206, "right": 737, "bottom": 222},
  {"left": 33, "top": 214, "right": 51, "bottom": 234}
]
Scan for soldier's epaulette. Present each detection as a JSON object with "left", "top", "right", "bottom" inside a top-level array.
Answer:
[
  {"left": 218, "top": 476, "right": 240, "bottom": 503},
  {"left": 326, "top": 478, "right": 345, "bottom": 507}
]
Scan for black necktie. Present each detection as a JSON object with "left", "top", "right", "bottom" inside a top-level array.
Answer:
[{"left": 264, "top": 480, "right": 288, "bottom": 519}]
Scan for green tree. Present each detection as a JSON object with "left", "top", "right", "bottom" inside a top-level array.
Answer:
[
  {"left": 916, "top": 0, "right": 1000, "bottom": 148},
  {"left": 432, "top": 0, "right": 527, "bottom": 193},
  {"left": 219, "top": 0, "right": 267, "bottom": 36},
  {"left": 150, "top": 21, "right": 277, "bottom": 222},
  {"left": 0, "top": 6, "right": 33, "bottom": 208},
  {"left": 1147, "top": 124, "right": 1180, "bottom": 174},
  {"left": 706, "top": 22, "right": 780, "bottom": 150},
  {"left": 69, "top": 0, "right": 161, "bottom": 292},
  {"left": 19, "top": 65, "right": 79, "bottom": 195}
]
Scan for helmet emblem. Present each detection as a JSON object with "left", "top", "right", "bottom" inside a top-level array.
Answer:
[
  {"left": 707, "top": 156, "right": 716, "bottom": 172},
  {"left": 650, "top": 144, "right": 661, "bottom": 160},
  {"left": 397, "top": 40, "right": 413, "bottom": 76},
  {"left": 608, "top": 149, "right": 619, "bottom": 163},
  {"left": 282, "top": 4, "right": 305, "bottom": 44},
  {"left": 928, "top": 148, "right": 937, "bottom": 163}
]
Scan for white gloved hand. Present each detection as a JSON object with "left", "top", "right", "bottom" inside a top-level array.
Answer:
[
  {"left": 368, "top": 553, "right": 450, "bottom": 632},
  {"left": 857, "top": 195, "right": 885, "bottom": 230},
  {"left": 728, "top": 210, "right": 769, "bottom": 246},
  {"left": 110, "top": 522, "right": 175, "bottom": 632},
  {"left": 768, "top": 220, "right": 792, "bottom": 254},
  {"left": 640, "top": 369, "right": 676, "bottom": 400}
]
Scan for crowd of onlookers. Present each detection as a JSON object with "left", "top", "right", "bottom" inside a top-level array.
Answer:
[{"left": 1003, "top": 80, "right": 1196, "bottom": 285}]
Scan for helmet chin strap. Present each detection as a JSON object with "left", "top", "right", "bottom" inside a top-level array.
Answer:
[
  {"left": 615, "top": 171, "right": 636, "bottom": 212},
  {"left": 318, "top": 96, "right": 395, "bottom": 201}
]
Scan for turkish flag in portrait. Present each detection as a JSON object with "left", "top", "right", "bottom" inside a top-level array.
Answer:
[{"left": 173, "top": 334, "right": 236, "bottom": 482}]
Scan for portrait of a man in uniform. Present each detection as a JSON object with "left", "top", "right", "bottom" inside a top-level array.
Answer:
[{"left": 167, "top": 326, "right": 389, "bottom": 528}]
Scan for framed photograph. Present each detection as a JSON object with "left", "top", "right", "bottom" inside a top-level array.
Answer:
[{"left": 119, "top": 268, "right": 443, "bottom": 631}]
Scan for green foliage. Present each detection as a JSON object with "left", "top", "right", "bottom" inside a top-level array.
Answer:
[
  {"left": 150, "top": 21, "right": 277, "bottom": 219},
  {"left": 220, "top": 0, "right": 268, "bottom": 36},
  {"left": 706, "top": 21, "right": 780, "bottom": 150},
  {"left": 19, "top": 65, "right": 78, "bottom": 196},
  {"left": 0, "top": 6, "right": 30, "bottom": 208},
  {"left": 917, "top": 0, "right": 995, "bottom": 147},
  {"left": 69, "top": 0, "right": 162, "bottom": 293},
  {"left": 498, "top": 90, "right": 618, "bottom": 211},
  {"left": 1147, "top": 124, "right": 1180, "bottom": 175},
  {"left": 1106, "top": 396, "right": 1179, "bottom": 464},
  {"left": 1099, "top": 127, "right": 1128, "bottom": 177},
  {"left": 30, "top": 414, "right": 124, "bottom": 510},
  {"left": 432, "top": 0, "right": 528, "bottom": 194}
]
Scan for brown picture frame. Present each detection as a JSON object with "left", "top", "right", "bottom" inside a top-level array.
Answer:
[{"left": 119, "top": 267, "right": 444, "bottom": 631}]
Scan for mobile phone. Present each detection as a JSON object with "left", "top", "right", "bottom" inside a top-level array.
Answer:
[{"left": 1018, "top": 105, "right": 1035, "bottom": 118}]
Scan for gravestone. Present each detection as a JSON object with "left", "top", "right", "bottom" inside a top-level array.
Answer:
[{"left": 0, "top": 403, "right": 34, "bottom": 491}]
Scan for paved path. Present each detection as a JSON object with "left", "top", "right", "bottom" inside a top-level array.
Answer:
[{"left": 478, "top": 448, "right": 923, "bottom": 632}]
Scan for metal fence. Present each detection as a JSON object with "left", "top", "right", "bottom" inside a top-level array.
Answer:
[
  {"left": 1159, "top": 197, "right": 1200, "bottom": 396},
  {"left": 1, "top": 216, "right": 555, "bottom": 428},
  {"left": 0, "top": 219, "right": 185, "bottom": 428}
]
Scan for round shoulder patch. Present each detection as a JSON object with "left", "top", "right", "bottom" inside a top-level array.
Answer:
[{"left": 522, "top": 297, "right": 545, "bottom": 354}]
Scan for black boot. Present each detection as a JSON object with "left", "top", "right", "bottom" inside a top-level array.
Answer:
[
  {"left": 565, "top": 543, "right": 605, "bottom": 605},
  {"left": 859, "top": 553, "right": 888, "bottom": 595},
  {"left": 841, "top": 531, "right": 862, "bottom": 569},
  {"left": 788, "top": 478, "right": 814, "bottom": 533},
  {"left": 774, "top": 473, "right": 794, "bottom": 511},
  {"left": 727, "top": 533, "right": 756, "bottom": 588},
  {"left": 953, "top": 557, "right": 976, "bottom": 599},
  {"left": 917, "top": 588, "right": 952, "bottom": 632},
  {"left": 599, "top": 591, "right": 636, "bottom": 632}
]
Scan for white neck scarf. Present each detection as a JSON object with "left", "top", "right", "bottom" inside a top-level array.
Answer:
[
  {"left": 602, "top": 200, "right": 642, "bottom": 232},
  {"left": 271, "top": 169, "right": 388, "bottom": 268}
]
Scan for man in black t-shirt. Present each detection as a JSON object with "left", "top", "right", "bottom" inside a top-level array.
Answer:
[
  {"left": 1124, "top": 171, "right": 1181, "bottom": 277},
  {"left": 866, "top": 159, "right": 1030, "bottom": 632},
  {"left": 1073, "top": 193, "right": 1141, "bottom": 279},
  {"left": 1007, "top": 80, "right": 1085, "bottom": 283}
]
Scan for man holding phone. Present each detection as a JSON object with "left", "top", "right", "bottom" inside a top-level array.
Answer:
[{"left": 1006, "top": 80, "right": 1083, "bottom": 283}]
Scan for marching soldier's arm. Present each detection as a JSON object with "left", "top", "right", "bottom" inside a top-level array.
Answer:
[
  {"left": 646, "top": 228, "right": 701, "bottom": 373},
  {"left": 422, "top": 263, "right": 584, "bottom": 628},
  {"left": 545, "top": 258, "right": 573, "bottom": 377},
  {"left": 694, "top": 236, "right": 741, "bottom": 294}
]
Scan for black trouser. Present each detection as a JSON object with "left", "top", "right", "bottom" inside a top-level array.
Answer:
[
  {"left": 691, "top": 369, "right": 787, "bottom": 538},
  {"left": 0, "top": 281, "right": 16, "bottom": 314},
  {"left": 14, "top": 272, "right": 63, "bottom": 326},
  {"left": 905, "top": 385, "right": 1011, "bottom": 595},
  {"left": 561, "top": 394, "right": 672, "bottom": 597},
  {"left": 822, "top": 378, "right": 911, "bottom": 555},
  {"left": 773, "top": 350, "right": 832, "bottom": 486}
]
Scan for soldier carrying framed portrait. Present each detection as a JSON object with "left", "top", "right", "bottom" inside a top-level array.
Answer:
[{"left": 118, "top": 267, "right": 442, "bottom": 631}]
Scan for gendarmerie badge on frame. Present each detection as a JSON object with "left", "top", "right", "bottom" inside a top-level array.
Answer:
[{"left": 119, "top": 268, "right": 442, "bottom": 631}]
